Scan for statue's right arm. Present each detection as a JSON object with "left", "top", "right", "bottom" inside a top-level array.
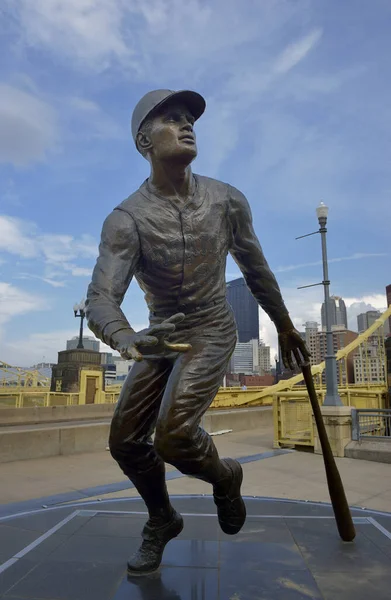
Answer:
[{"left": 85, "top": 208, "right": 141, "bottom": 350}]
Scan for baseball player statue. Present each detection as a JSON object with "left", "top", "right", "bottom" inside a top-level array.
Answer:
[{"left": 86, "top": 89, "right": 309, "bottom": 575}]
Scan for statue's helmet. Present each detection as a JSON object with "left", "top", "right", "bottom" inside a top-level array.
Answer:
[{"left": 131, "top": 89, "right": 206, "bottom": 144}]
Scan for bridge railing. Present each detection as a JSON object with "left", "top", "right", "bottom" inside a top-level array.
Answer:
[
  {"left": 273, "top": 387, "right": 387, "bottom": 448},
  {"left": 351, "top": 408, "right": 391, "bottom": 440},
  {"left": 0, "top": 390, "right": 80, "bottom": 408}
]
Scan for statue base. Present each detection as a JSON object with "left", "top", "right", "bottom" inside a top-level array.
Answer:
[{"left": 1, "top": 495, "right": 390, "bottom": 599}]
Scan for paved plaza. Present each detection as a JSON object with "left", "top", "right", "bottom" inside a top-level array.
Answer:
[{"left": 1, "top": 430, "right": 391, "bottom": 599}]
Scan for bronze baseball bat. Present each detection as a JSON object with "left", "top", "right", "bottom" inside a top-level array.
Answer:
[{"left": 301, "top": 362, "right": 356, "bottom": 542}]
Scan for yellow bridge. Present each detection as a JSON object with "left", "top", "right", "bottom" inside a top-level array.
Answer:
[{"left": 1, "top": 306, "right": 390, "bottom": 449}]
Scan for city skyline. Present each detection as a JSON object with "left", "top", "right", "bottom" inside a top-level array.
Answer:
[{"left": 1, "top": 1, "right": 390, "bottom": 366}]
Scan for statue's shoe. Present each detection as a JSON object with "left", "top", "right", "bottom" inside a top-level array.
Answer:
[
  {"left": 213, "top": 458, "right": 246, "bottom": 535},
  {"left": 127, "top": 511, "right": 184, "bottom": 576}
]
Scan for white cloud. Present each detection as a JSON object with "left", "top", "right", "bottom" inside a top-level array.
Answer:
[
  {"left": 61, "top": 264, "right": 93, "bottom": 277},
  {"left": 0, "top": 216, "right": 38, "bottom": 258},
  {"left": 345, "top": 300, "right": 387, "bottom": 332},
  {"left": 275, "top": 253, "right": 387, "bottom": 273},
  {"left": 16, "top": 273, "right": 67, "bottom": 288},
  {"left": 67, "top": 96, "right": 124, "bottom": 140},
  {"left": 3, "top": 323, "right": 149, "bottom": 365},
  {"left": 8, "top": 0, "right": 131, "bottom": 72},
  {"left": 344, "top": 294, "right": 387, "bottom": 311},
  {"left": 274, "top": 29, "right": 322, "bottom": 74},
  {"left": 0, "top": 215, "right": 97, "bottom": 284},
  {"left": 3, "top": 328, "right": 78, "bottom": 366},
  {"left": 4, "top": 0, "right": 327, "bottom": 175},
  {"left": 6, "top": 0, "right": 316, "bottom": 87},
  {"left": 0, "top": 281, "right": 47, "bottom": 327},
  {"left": 0, "top": 84, "right": 57, "bottom": 166},
  {"left": 39, "top": 233, "right": 97, "bottom": 263}
]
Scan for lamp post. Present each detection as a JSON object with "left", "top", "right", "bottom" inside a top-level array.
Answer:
[
  {"left": 296, "top": 203, "right": 342, "bottom": 406},
  {"left": 316, "top": 202, "right": 343, "bottom": 406},
  {"left": 73, "top": 299, "right": 86, "bottom": 350}
]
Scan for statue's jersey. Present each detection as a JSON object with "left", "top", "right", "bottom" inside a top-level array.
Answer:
[{"left": 86, "top": 174, "right": 290, "bottom": 346}]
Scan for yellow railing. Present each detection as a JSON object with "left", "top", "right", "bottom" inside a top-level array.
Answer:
[
  {"left": 271, "top": 305, "right": 391, "bottom": 448},
  {"left": 0, "top": 390, "right": 80, "bottom": 408},
  {"left": 0, "top": 361, "right": 50, "bottom": 388},
  {"left": 273, "top": 386, "right": 387, "bottom": 448},
  {"left": 98, "top": 386, "right": 273, "bottom": 408}
]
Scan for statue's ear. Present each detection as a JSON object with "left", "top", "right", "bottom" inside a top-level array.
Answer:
[{"left": 136, "top": 131, "right": 152, "bottom": 154}]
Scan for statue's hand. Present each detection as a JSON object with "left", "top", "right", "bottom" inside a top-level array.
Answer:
[
  {"left": 113, "top": 313, "right": 192, "bottom": 361},
  {"left": 278, "top": 328, "right": 311, "bottom": 370}
]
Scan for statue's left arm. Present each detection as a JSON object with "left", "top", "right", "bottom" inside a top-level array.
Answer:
[
  {"left": 227, "top": 185, "right": 310, "bottom": 368},
  {"left": 228, "top": 185, "right": 293, "bottom": 332}
]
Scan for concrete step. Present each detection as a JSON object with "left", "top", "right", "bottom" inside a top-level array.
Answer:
[
  {"left": 345, "top": 439, "right": 391, "bottom": 464},
  {"left": 0, "top": 407, "right": 273, "bottom": 463}
]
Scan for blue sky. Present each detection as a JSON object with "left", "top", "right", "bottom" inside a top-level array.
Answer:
[{"left": 1, "top": 0, "right": 390, "bottom": 366}]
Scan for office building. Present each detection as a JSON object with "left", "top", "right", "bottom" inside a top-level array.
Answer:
[
  {"left": 354, "top": 338, "right": 386, "bottom": 384},
  {"left": 113, "top": 356, "right": 134, "bottom": 381},
  {"left": 386, "top": 337, "right": 391, "bottom": 393},
  {"left": 100, "top": 352, "right": 134, "bottom": 384},
  {"left": 318, "top": 328, "right": 358, "bottom": 385},
  {"left": 226, "top": 278, "right": 259, "bottom": 342},
  {"left": 321, "top": 296, "right": 347, "bottom": 330},
  {"left": 258, "top": 342, "right": 271, "bottom": 375},
  {"left": 357, "top": 310, "right": 381, "bottom": 333},
  {"left": 66, "top": 336, "right": 100, "bottom": 352},
  {"left": 100, "top": 352, "right": 115, "bottom": 366},
  {"left": 304, "top": 321, "right": 321, "bottom": 366},
  {"left": 229, "top": 339, "right": 259, "bottom": 374},
  {"left": 387, "top": 284, "right": 391, "bottom": 335}
]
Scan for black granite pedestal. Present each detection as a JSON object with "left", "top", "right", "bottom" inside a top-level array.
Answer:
[{"left": 1, "top": 496, "right": 391, "bottom": 600}]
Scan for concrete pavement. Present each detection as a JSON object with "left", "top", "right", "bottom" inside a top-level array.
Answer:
[{"left": 2, "top": 429, "right": 391, "bottom": 513}]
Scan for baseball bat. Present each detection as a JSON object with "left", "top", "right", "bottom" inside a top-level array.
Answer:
[{"left": 301, "top": 361, "right": 356, "bottom": 542}]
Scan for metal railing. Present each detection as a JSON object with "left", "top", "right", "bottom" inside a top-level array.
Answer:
[
  {"left": 273, "top": 388, "right": 387, "bottom": 448},
  {"left": 351, "top": 408, "right": 391, "bottom": 441},
  {"left": 0, "top": 390, "right": 80, "bottom": 408}
]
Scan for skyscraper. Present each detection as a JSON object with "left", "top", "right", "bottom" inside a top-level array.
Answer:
[
  {"left": 387, "top": 284, "right": 391, "bottom": 335},
  {"left": 229, "top": 339, "right": 259, "bottom": 374},
  {"left": 226, "top": 277, "right": 259, "bottom": 342},
  {"left": 304, "top": 321, "right": 320, "bottom": 365},
  {"left": 357, "top": 310, "right": 381, "bottom": 333},
  {"left": 258, "top": 341, "right": 271, "bottom": 374},
  {"left": 321, "top": 296, "right": 347, "bottom": 330}
]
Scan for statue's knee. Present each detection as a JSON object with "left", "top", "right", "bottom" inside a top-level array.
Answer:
[
  {"left": 108, "top": 427, "right": 135, "bottom": 462},
  {"left": 154, "top": 423, "right": 191, "bottom": 463},
  {"left": 108, "top": 434, "right": 122, "bottom": 462}
]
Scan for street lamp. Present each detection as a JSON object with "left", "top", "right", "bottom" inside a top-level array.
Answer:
[
  {"left": 73, "top": 298, "right": 86, "bottom": 350},
  {"left": 296, "top": 202, "right": 343, "bottom": 407},
  {"left": 274, "top": 354, "right": 279, "bottom": 384}
]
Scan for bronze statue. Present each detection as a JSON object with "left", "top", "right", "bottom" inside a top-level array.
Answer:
[{"left": 86, "top": 89, "right": 309, "bottom": 575}]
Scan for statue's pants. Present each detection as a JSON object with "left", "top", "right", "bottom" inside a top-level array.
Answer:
[{"left": 109, "top": 301, "right": 237, "bottom": 514}]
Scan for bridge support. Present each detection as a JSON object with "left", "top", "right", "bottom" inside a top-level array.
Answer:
[
  {"left": 50, "top": 349, "right": 105, "bottom": 404},
  {"left": 313, "top": 405, "right": 354, "bottom": 458}
]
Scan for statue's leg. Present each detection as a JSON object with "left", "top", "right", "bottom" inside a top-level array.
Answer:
[
  {"left": 154, "top": 309, "right": 246, "bottom": 535},
  {"left": 109, "top": 358, "right": 184, "bottom": 575},
  {"left": 109, "top": 357, "right": 174, "bottom": 519}
]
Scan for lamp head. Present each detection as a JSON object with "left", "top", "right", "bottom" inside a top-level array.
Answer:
[{"left": 316, "top": 201, "right": 329, "bottom": 220}]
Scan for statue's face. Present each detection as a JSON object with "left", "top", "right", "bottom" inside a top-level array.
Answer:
[{"left": 147, "top": 102, "right": 197, "bottom": 163}]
